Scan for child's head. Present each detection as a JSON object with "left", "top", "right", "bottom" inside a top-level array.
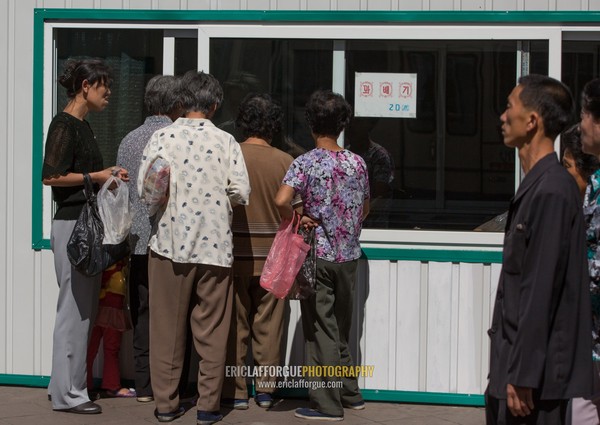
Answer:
[{"left": 305, "top": 90, "right": 352, "bottom": 138}]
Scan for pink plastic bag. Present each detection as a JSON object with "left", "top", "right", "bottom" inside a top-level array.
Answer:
[{"left": 260, "top": 213, "right": 311, "bottom": 299}]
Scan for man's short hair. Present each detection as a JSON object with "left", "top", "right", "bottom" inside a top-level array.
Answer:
[
  {"left": 582, "top": 78, "right": 600, "bottom": 120},
  {"left": 180, "top": 70, "right": 223, "bottom": 115},
  {"left": 305, "top": 90, "right": 352, "bottom": 137},
  {"left": 144, "top": 75, "right": 181, "bottom": 116},
  {"left": 235, "top": 93, "right": 283, "bottom": 141},
  {"left": 518, "top": 74, "right": 575, "bottom": 140}
]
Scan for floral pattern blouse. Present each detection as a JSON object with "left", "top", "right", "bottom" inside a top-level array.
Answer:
[
  {"left": 583, "top": 168, "right": 600, "bottom": 360},
  {"left": 138, "top": 118, "right": 250, "bottom": 267},
  {"left": 283, "top": 148, "right": 369, "bottom": 263}
]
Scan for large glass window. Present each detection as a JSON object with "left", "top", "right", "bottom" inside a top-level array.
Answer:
[
  {"left": 562, "top": 40, "right": 600, "bottom": 115},
  {"left": 207, "top": 37, "right": 549, "bottom": 231}
]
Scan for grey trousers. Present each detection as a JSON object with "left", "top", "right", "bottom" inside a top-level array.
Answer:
[
  {"left": 48, "top": 219, "right": 101, "bottom": 410},
  {"left": 299, "top": 258, "right": 363, "bottom": 417}
]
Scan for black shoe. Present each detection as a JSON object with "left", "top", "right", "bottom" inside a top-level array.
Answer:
[
  {"left": 154, "top": 406, "right": 185, "bottom": 422},
  {"left": 56, "top": 401, "right": 102, "bottom": 414}
]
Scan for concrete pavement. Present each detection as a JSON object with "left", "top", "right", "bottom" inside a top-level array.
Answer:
[{"left": 0, "top": 385, "right": 485, "bottom": 425}]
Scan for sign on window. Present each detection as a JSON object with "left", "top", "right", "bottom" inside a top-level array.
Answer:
[{"left": 354, "top": 72, "right": 417, "bottom": 118}]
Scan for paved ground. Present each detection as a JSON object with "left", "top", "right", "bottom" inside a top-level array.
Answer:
[{"left": 0, "top": 385, "right": 484, "bottom": 425}]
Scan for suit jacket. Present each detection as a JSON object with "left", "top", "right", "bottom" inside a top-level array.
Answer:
[{"left": 487, "top": 152, "right": 593, "bottom": 400}]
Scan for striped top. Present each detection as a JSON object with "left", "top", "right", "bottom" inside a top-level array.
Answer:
[{"left": 232, "top": 143, "right": 294, "bottom": 276}]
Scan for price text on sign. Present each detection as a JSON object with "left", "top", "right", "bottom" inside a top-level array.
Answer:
[{"left": 354, "top": 72, "right": 417, "bottom": 118}]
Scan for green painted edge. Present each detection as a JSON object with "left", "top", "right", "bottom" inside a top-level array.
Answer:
[
  {"left": 361, "top": 248, "right": 502, "bottom": 263},
  {"left": 274, "top": 388, "right": 484, "bottom": 407},
  {"left": 0, "top": 373, "right": 483, "bottom": 406},
  {"left": 0, "top": 374, "right": 50, "bottom": 387},
  {"left": 32, "top": 10, "right": 46, "bottom": 250},
  {"left": 33, "top": 9, "right": 600, "bottom": 23}
]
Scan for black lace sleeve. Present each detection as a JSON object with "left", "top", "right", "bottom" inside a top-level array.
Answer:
[{"left": 41, "top": 116, "right": 75, "bottom": 179}]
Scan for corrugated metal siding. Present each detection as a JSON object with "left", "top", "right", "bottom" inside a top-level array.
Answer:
[
  {"left": 0, "top": 0, "right": 9, "bottom": 376},
  {"left": 285, "top": 260, "right": 499, "bottom": 395}
]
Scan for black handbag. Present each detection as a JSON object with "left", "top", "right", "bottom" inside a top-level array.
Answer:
[{"left": 66, "top": 173, "right": 130, "bottom": 277}]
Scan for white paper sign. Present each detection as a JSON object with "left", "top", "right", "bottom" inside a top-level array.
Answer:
[{"left": 354, "top": 72, "right": 417, "bottom": 118}]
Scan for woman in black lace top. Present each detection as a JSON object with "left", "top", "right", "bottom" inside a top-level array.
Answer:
[{"left": 42, "top": 59, "right": 128, "bottom": 415}]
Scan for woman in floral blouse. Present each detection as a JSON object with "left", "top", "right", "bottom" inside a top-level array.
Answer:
[
  {"left": 573, "top": 78, "right": 600, "bottom": 424},
  {"left": 275, "top": 90, "right": 370, "bottom": 422}
]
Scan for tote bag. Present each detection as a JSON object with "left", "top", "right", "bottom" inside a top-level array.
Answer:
[{"left": 260, "top": 212, "right": 311, "bottom": 299}]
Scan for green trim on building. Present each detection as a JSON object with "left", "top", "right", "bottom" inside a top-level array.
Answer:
[
  {"left": 274, "top": 388, "right": 484, "bottom": 407},
  {"left": 33, "top": 9, "right": 600, "bottom": 23},
  {"left": 32, "top": 10, "right": 46, "bottom": 251},
  {"left": 361, "top": 248, "right": 502, "bottom": 263},
  {"left": 0, "top": 374, "right": 50, "bottom": 388}
]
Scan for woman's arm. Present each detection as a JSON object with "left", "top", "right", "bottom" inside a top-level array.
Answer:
[{"left": 42, "top": 167, "right": 128, "bottom": 187}]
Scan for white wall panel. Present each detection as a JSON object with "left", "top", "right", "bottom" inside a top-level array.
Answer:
[
  {"left": 215, "top": 0, "right": 243, "bottom": 9},
  {"left": 98, "top": 0, "right": 125, "bottom": 8},
  {"left": 491, "top": 0, "right": 518, "bottom": 10},
  {"left": 523, "top": 0, "right": 550, "bottom": 9},
  {"left": 130, "top": 0, "right": 154, "bottom": 9},
  {"left": 592, "top": 0, "right": 600, "bottom": 9},
  {"left": 426, "top": 262, "right": 453, "bottom": 392},
  {"left": 456, "top": 263, "right": 484, "bottom": 394},
  {"left": 187, "top": 0, "right": 212, "bottom": 9},
  {"left": 366, "top": 0, "right": 393, "bottom": 10},
  {"left": 0, "top": 0, "right": 9, "bottom": 376},
  {"left": 72, "top": 0, "right": 96, "bottom": 7},
  {"left": 9, "top": 0, "right": 37, "bottom": 376},
  {"left": 275, "top": 0, "right": 302, "bottom": 10},
  {"left": 460, "top": 0, "right": 489, "bottom": 9},
  {"left": 39, "top": 251, "right": 58, "bottom": 376},
  {"left": 362, "top": 261, "right": 392, "bottom": 389},
  {"left": 306, "top": 0, "right": 331, "bottom": 10},
  {"left": 40, "top": 0, "right": 68, "bottom": 7},
  {"left": 247, "top": 0, "right": 271, "bottom": 9},
  {"left": 398, "top": 0, "right": 422, "bottom": 11},
  {"left": 336, "top": 0, "right": 362, "bottom": 10},
  {"left": 394, "top": 261, "right": 422, "bottom": 391},
  {"left": 156, "top": 0, "right": 181, "bottom": 10},
  {"left": 430, "top": 0, "right": 458, "bottom": 10}
]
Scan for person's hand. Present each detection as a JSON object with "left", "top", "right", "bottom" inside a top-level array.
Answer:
[
  {"left": 91, "top": 166, "right": 129, "bottom": 186},
  {"left": 113, "top": 167, "right": 129, "bottom": 182},
  {"left": 506, "top": 384, "right": 534, "bottom": 417},
  {"left": 300, "top": 214, "right": 319, "bottom": 230}
]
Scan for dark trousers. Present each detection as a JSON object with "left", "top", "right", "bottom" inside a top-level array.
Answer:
[
  {"left": 299, "top": 258, "right": 363, "bottom": 417},
  {"left": 486, "top": 393, "right": 568, "bottom": 425},
  {"left": 129, "top": 254, "right": 152, "bottom": 397}
]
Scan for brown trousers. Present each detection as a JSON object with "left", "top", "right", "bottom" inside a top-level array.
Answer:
[
  {"left": 222, "top": 274, "right": 285, "bottom": 399},
  {"left": 148, "top": 251, "right": 233, "bottom": 413}
]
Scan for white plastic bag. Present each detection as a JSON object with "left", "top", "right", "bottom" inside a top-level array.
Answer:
[
  {"left": 141, "top": 157, "right": 170, "bottom": 216},
  {"left": 98, "top": 176, "right": 132, "bottom": 244}
]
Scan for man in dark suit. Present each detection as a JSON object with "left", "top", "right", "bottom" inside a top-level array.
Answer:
[{"left": 486, "top": 74, "right": 593, "bottom": 425}]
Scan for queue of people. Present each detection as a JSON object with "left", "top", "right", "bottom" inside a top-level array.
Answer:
[{"left": 41, "top": 56, "right": 600, "bottom": 425}]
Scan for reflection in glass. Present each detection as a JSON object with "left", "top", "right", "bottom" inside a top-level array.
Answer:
[
  {"left": 345, "top": 40, "right": 541, "bottom": 230},
  {"left": 210, "top": 39, "right": 333, "bottom": 156}
]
